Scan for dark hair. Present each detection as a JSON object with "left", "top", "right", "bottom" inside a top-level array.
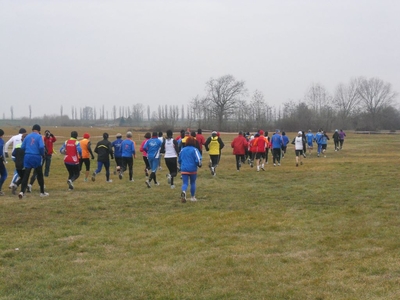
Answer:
[
  {"left": 152, "top": 131, "right": 158, "bottom": 137},
  {"left": 191, "top": 131, "right": 196, "bottom": 137},
  {"left": 144, "top": 132, "right": 151, "bottom": 139},
  {"left": 19, "top": 128, "right": 27, "bottom": 134},
  {"left": 158, "top": 131, "right": 163, "bottom": 137},
  {"left": 282, "top": 131, "right": 286, "bottom": 136},
  {"left": 166, "top": 129, "right": 173, "bottom": 138},
  {"left": 71, "top": 131, "right": 78, "bottom": 139},
  {"left": 197, "top": 128, "right": 202, "bottom": 134},
  {"left": 103, "top": 132, "right": 109, "bottom": 139},
  {"left": 0, "top": 129, "right": 4, "bottom": 136}
]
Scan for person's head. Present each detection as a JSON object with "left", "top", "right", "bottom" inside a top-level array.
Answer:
[
  {"left": 158, "top": 131, "right": 163, "bottom": 137},
  {"left": 191, "top": 131, "right": 196, "bottom": 138},
  {"left": 0, "top": 129, "right": 4, "bottom": 137},
  {"left": 32, "top": 124, "right": 41, "bottom": 132},
  {"left": 282, "top": 131, "right": 286, "bottom": 136},
  {"left": 255, "top": 133, "right": 260, "bottom": 137},
  {"left": 308, "top": 129, "right": 311, "bottom": 132},
  {"left": 298, "top": 131, "right": 302, "bottom": 136},
  {"left": 197, "top": 128, "right": 202, "bottom": 134},
  {"left": 71, "top": 131, "right": 78, "bottom": 139},
  {"left": 45, "top": 130, "right": 51, "bottom": 138},
  {"left": 116, "top": 133, "right": 122, "bottom": 139},
  {"left": 185, "top": 136, "right": 195, "bottom": 147},
  {"left": 180, "top": 130, "right": 185, "bottom": 138},
  {"left": 335, "top": 129, "right": 338, "bottom": 132},
  {"left": 259, "top": 130, "right": 264, "bottom": 136},
  {"left": 239, "top": 131, "right": 243, "bottom": 136},
  {"left": 185, "top": 131, "right": 190, "bottom": 137},
  {"left": 152, "top": 131, "right": 158, "bottom": 138},
  {"left": 144, "top": 132, "right": 151, "bottom": 139},
  {"left": 340, "top": 129, "right": 343, "bottom": 132},
  {"left": 103, "top": 132, "right": 109, "bottom": 140},
  {"left": 212, "top": 131, "right": 217, "bottom": 137},
  {"left": 126, "top": 131, "right": 132, "bottom": 138},
  {"left": 83, "top": 133, "right": 90, "bottom": 139},
  {"left": 264, "top": 131, "right": 268, "bottom": 137},
  {"left": 275, "top": 129, "right": 280, "bottom": 134},
  {"left": 166, "top": 129, "right": 173, "bottom": 138},
  {"left": 19, "top": 128, "right": 26, "bottom": 134}
]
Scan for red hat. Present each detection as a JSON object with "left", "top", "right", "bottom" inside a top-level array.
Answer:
[{"left": 83, "top": 133, "right": 90, "bottom": 139}]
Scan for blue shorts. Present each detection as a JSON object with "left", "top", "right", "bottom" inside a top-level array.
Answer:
[{"left": 24, "top": 154, "right": 43, "bottom": 168}]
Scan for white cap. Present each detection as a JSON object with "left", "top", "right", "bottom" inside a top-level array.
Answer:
[{"left": 298, "top": 131, "right": 302, "bottom": 135}]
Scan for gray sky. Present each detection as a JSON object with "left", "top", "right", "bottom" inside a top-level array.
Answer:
[{"left": 1, "top": 0, "right": 399, "bottom": 119}]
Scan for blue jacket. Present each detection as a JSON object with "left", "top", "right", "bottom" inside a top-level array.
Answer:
[
  {"left": 144, "top": 137, "right": 162, "bottom": 159},
  {"left": 21, "top": 132, "right": 45, "bottom": 156},
  {"left": 271, "top": 134, "right": 283, "bottom": 149},
  {"left": 306, "top": 132, "right": 314, "bottom": 144},
  {"left": 282, "top": 135, "right": 289, "bottom": 146},
  {"left": 178, "top": 145, "right": 202, "bottom": 174},
  {"left": 315, "top": 132, "right": 323, "bottom": 144},
  {"left": 112, "top": 138, "right": 123, "bottom": 158},
  {"left": 121, "top": 139, "right": 135, "bottom": 157},
  {"left": 320, "top": 134, "right": 329, "bottom": 145}
]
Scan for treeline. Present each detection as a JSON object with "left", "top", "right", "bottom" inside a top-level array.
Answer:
[{"left": 5, "top": 75, "right": 399, "bottom": 132}]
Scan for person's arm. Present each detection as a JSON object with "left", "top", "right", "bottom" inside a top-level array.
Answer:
[
  {"left": 109, "top": 142, "right": 114, "bottom": 159},
  {"left": 76, "top": 142, "right": 82, "bottom": 157},
  {"left": 4, "top": 136, "right": 15, "bottom": 157},
  {"left": 88, "top": 141, "right": 95, "bottom": 159},
  {"left": 218, "top": 138, "right": 225, "bottom": 150}
]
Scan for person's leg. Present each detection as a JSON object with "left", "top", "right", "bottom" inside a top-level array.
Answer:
[
  {"left": 20, "top": 168, "right": 32, "bottom": 195},
  {"left": 104, "top": 161, "right": 111, "bottom": 181},
  {"left": 235, "top": 155, "right": 240, "bottom": 170},
  {"left": 71, "top": 165, "right": 80, "bottom": 182},
  {"left": 0, "top": 161, "right": 7, "bottom": 193},
  {"left": 44, "top": 155, "right": 52, "bottom": 177},
  {"left": 181, "top": 174, "right": 188, "bottom": 202},
  {"left": 128, "top": 157, "right": 133, "bottom": 180},
  {"left": 35, "top": 166, "right": 45, "bottom": 194},
  {"left": 84, "top": 159, "right": 90, "bottom": 181},
  {"left": 143, "top": 156, "right": 150, "bottom": 177},
  {"left": 189, "top": 173, "right": 197, "bottom": 198},
  {"left": 29, "top": 169, "right": 37, "bottom": 186}
]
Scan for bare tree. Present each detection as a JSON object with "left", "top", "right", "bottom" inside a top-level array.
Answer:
[
  {"left": 147, "top": 105, "right": 151, "bottom": 121},
  {"left": 357, "top": 77, "right": 397, "bottom": 129},
  {"left": 205, "top": 75, "right": 247, "bottom": 131},
  {"left": 113, "top": 105, "right": 117, "bottom": 120},
  {"left": 304, "top": 83, "right": 331, "bottom": 114},
  {"left": 29, "top": 105, "right": 32, "bottom": 119},
  {"left": 60, "top": 105, "right": 63, "bottom": 116},
  {"left": 10, "top": 106, "right": 14, "bottom": 120},
  {"left": 249, "top": 90, "right": 268, "bottom": 129},
  {"left": 333, "top": 78, "right": 361, "bottom": 120}
]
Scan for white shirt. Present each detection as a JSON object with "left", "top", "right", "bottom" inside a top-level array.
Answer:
[
  {"left": 164, "top": 138, "right": 178, "bottom": 158},
  {"left": 294, "top": 136, "right": 304, "bottom": 150}
]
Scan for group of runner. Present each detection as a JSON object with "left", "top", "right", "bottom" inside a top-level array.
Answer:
[{"left": 0, "top": 125, "right": 346, "bottom": 201}]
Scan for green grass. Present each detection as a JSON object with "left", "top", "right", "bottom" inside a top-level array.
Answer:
[{"left": 1, "top": 128, "right": 400, "bottom": 299}]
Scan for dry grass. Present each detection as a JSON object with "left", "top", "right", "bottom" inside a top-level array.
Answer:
[{"left": 1, "top": 127, "right": 399, "bottom": 299}]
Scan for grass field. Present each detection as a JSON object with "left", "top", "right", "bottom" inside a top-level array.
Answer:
[{"left": 1, "top": 127, "right": 399, "bottom": 299}]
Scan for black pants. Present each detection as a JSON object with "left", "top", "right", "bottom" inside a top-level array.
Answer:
[
  {"left": 21, "top": 166, "right": 45, "bottom": 194},
  {"left": 235, "top": 155, "right": 245, "bottom": 170},
  {"left": 122, "top": 157, "right": 133, "bottom": 180},
  {"left": 272, "top": 148, "right": 281, "bottom": 164},
  {"left": 65, "top": 163, "right": 80, "bottom": 182},
  {"left": 165, "top": 157, "right": 178, "bottom": 185}
]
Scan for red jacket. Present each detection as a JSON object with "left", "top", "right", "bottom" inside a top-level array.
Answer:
[
  {"left": 44, "top": 135, "right": 57, "bottom": 156},
  {"left": 231, "top": 134, "right": 248, "bottom": 155}
]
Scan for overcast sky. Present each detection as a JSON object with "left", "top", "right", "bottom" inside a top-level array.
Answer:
[{"left": 1, "top": 0, "right": 399, "bottom": 119}]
